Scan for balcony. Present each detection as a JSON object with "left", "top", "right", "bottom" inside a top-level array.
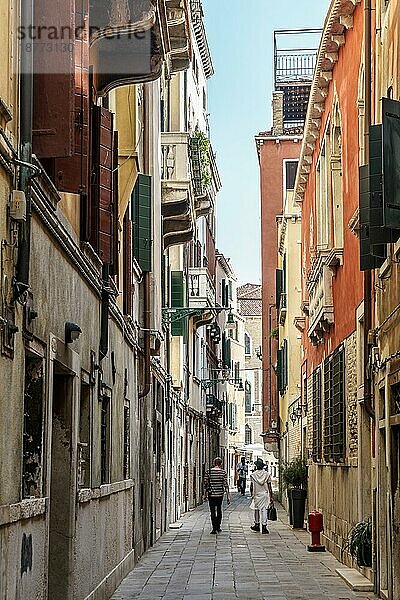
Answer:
[
  {"left": 307, "top": 253, "right": 334, "bottom": 344},
  {"left": 165, "top": 0, "right": 192, "bottom": 73},
  {"left": 161, "top": 132, "right": 213, "bottom": 248},
  {"left": 188, "top": 267, "right": 215, "bottom": 308},
  {"left": 89, "top": 1, "right": 191, "bottom": 97}
]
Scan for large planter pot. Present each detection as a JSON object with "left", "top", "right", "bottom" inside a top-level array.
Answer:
[
  {"left": 291, "top": 488, "right": 307, "bottom": 529},
  {"left": 287, "top": 488, "right": 293, "bottom": 525},
  {"left": 357, "top": 543, "right": 372, "bottom": 567}
]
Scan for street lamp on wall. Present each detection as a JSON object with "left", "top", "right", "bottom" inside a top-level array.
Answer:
[{"left": 65, "top": 322, "right": 82, "bottom": 344}]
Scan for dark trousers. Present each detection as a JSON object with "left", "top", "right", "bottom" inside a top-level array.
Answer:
[
  {"left": 238, "top": 477, "right": 246, "bottom": 495},
  {"left": 208, "top": 496, "right": 223, "bottom": 531}
]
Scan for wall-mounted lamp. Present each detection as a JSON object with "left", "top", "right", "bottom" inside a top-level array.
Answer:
[
  {"left": 290, "top": 409, "right": 297, "bottom": 425},
  {"left": 236, "top": 379, "right": 244, "bottom": 392},
  {"left": 65, "top": 322, "right": 82, "bottom": 344},
  {"left": 225, "top": 310, "right": 236, "bottom": 331}
]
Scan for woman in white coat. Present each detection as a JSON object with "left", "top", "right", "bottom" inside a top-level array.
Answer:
[{"left": 250, "top": 458, "right": 274, "bottom": 534}]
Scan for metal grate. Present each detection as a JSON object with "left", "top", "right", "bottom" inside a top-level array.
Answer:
[
  {"left": 392, "top": 382, "right": 400, "bottom": 416},
  {"left": 312, "top": 368, "right": 322, "bottom": 461},
  {"left": 100, "top": 397, "right": 109, "bottom": 484},
  {"left": 324, "top": 347, "right": 345, "bottom": 462},
  {"left": 123, "top": 403, "right": 130, "bottom": 479}
]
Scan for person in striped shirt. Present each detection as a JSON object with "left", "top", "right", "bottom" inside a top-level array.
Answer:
[{"left": 203, "top": 457, "right": 231, "bottom": 534}]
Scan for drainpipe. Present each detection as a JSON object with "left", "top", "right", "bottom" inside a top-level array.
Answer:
[
  {"left": 364, "top": 0, "right": 378, "bottom": 594},
  {"left": 139, "top": 271, "right": 151, "bottom": 398},
  {"left": 14, "top": 0, "right": 34, "bottom": 300},
  {"left": 363, "top": 0, "right": 374, "bottom": 421}
]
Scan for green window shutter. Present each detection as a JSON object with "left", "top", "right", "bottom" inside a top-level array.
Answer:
[
  {"left": 221, "top": 279, "right": 229, "bottom": 307},
  {"left": 133, "top": 174, "right": 152, "bottom": 272},
  {"left": 228, "top": 280, "right": 233, "bottom": 301},
  {"left": 275, "top": 269, "right": 283, "bottom": 308},
  {"left": 359, "top": 164, "right": 385, "bottom": 270},
  {"left": 383, "top": 98, "right": 400, "bottom": 230},
  {"left": 171, "top": 271, "right": 185, "bottom": 337},
  {"left": 277, "top": 348, "right": 283, "bottom": 395},
  {"left": 283, "top": 339, "right": 288, "bottom": 389}
]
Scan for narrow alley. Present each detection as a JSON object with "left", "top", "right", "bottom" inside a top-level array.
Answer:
[{"left": 111, "top": 494, "right": 376, "bottom": 600}]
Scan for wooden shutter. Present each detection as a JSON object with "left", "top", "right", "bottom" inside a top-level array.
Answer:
[
  {"left": 275, "top": 269, "right": 283, "bottom": 309},
  {"left": 111, "top": 131, "right": 119, "bottom": 276},
  {"left": 171, "top": 271, "right": 185, "bottom": 337},
  {"left": 123, "top": 210, "right": 133, "bottom": 316},
  {"left": 53, "top": 0, "right": 89, "bottom": 192},
  {"left": 90, "top": 105, "right": 114, "bottom": 264},
  {"left": 132, "top": 174, "right": 152, "bottom": 272},
  {"left": 222, "top": 334, "right": 231, "bottom": 369},
  {"left": 383, "top": 98, "right": 400, "bottom": 230},
  {"left": 32, "top": 0, "right": 75, "bottom": 158},
  {"left": 277, "top": 348, "right": 283, "bottom": 395}
]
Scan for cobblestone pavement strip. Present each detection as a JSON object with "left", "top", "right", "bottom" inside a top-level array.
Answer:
[{"left": 111, "top": 493, "right": 377, "bottom": 600}]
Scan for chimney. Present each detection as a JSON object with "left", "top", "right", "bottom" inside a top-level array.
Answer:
[{"left": 272, "top": 91, "right": 284, "bottom": 136}]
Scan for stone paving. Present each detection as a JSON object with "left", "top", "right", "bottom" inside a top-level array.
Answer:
[{"left": 111, "top": 493, "right": 377, "bottom": 600}]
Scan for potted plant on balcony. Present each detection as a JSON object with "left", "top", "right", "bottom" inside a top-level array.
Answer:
[
  {"left": 343, "top": 517, "right": 372, "bottom": 568},
  {"left": 191, "top": 130, "right": 211, "bottom": 193},
  {"left": 281, "top": 456, "right": 308, "bottom": 528}
]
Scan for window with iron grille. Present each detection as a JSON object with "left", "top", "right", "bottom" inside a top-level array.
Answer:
[
  {"left": 100, "top": 396, "right": 110, "bottom": 484},
  {"left": 245, "top": 424, "right": 252, "bottom": 445},
  {"left": 324, "top": 346, "right": 345, "bottom": 462},
  {"left": 245, "top": 381, "right": 252, "bottom": 413},
  {"left": 312, "top": 367, "right": 322, "bottom": 462},
  {"left": 391, "top": 382, "right": 400, "bottom": 416},
  {"left": 123, "top": 401, "right": 130, "bottom": 480}
]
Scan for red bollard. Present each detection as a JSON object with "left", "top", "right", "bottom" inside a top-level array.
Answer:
[{"left": 307, "top": 510, "right": 326, "bottom": 552}]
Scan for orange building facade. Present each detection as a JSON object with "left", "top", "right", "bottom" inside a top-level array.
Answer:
[{"left": 294, "top": 0, "right": 374, "bottom": 572}]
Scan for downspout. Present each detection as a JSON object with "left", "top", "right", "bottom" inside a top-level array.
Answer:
[
  {"left": 363, "top": 0, "right": 374, "bottom": 421},
  {"left": 14, "top": 0, "right": 34, "bottom": 299},
  {"left": 364, "top": 0, "right": 375, "bottom": 419},
  {"left": 138, "top": 83, "right": 151, "bottom": 400},
  {"left": 139, "top": 270, "right": 151, "bottom": 398},
  {"left": 364, "top": 0, "right": 378, "bottom": 594}
]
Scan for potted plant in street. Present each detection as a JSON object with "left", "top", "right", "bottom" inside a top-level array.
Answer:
[
  {"left": 343, "top": 517, "right": 372, "bottom": 568},
  {"left": 281, "top": 457, "right": 308, "bottom": 528}
]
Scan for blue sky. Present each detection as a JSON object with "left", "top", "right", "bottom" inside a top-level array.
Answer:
[{"left": 203, "top": 0, "right": 331, "bottom": 285}]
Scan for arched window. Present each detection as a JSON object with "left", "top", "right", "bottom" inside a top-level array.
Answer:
[
  {"left": 245, "top": 380, "right": 252, "bottom": 413},
  {"left": 245, "top": 424, "right": 252, "bottom": 446},
  {"left": 331, "top": 96, "right": 343, "bottom": 249}
]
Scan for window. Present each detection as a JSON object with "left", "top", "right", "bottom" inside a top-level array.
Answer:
[
  {"left": 324, "top": 346, "right": 345, "bottom": 462},
  {"left": 277, "top": 339, "right": 288, "bottom": 395},
  {"left": 316, "top": 134, "right": 331, "bottom": 250},
  {"left": 391, "top": 382, "right": 400, "bottom": 417},
  {"left": 245, "top": 381, "right": 252, "bottom": 413},
  {"left": 78, "top": 382, "right": 91, "bottom": 488},
  {"left": 245, "top": 333, "right": 251, "bottom": 356},
  {"left": 312, "top": 368, "right": 322, "bottom": 462},
  {"left": 245, "top": 425, "right": 252, "bottom": 446},
  {"left": 285, "top": 160, "right": 298, "bottom": 190},
  {"left": 123, "top": 401, "right": 130, "bottom": 479},
  {"left": 22, "top": 354, "right": 44, "bottom": 499},
  {"left": 331, "top": 99, "right": 343, "bottom": 248},
  {"left": 228, "top": 403, "right": 237, "bottom": 431},
  {"left": 100, "top": 394, "right": 111, "bottom": 484}
]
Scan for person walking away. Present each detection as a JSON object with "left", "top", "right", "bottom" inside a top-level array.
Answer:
[
  {"left": 237, "top": 457, "right": 248, "bottom": 495},
  {"left": 203, "top": 457, "right": 231, "bottom": 534},
  {"left": 249, "top": 458, "right": 273, "bottom": 534}
]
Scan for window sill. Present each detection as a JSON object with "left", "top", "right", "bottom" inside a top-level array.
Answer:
[
  {"left": 0, "top": 497, "right": 47, "bottom": 526},
  {"left": 77, "top": 479, "right": 134, "bottom": 503}
]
